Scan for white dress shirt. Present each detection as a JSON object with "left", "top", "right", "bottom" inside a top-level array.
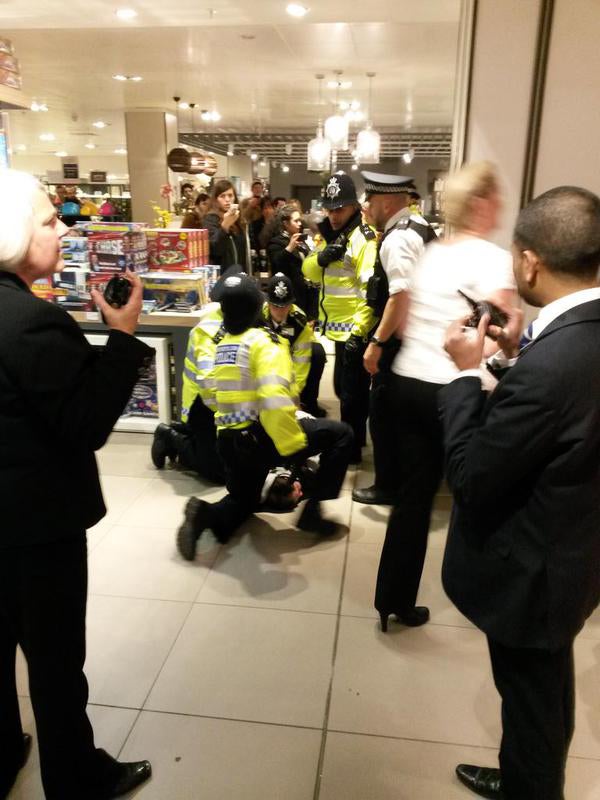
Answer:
[{"left": 379, "top": 208, "right": 425, "bottom": 295}]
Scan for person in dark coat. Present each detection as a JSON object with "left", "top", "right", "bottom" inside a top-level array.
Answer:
[
  {"left": 264, "top": 203, "right": 311, "bottom": 313},
  {"left": 202, "top": 179, "right": 250, "bottom": 271},
  {"left": 181, "top": 192, "right": 210, "bottom": 228},
  {"left": 0, "top": 169, "right": 153, "bottom": 800},
  {"left": 441, "top": 185, "right": 600, "bottom": 800}
]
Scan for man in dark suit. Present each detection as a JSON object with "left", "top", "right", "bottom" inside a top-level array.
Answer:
[
  {"left": 440, "top": 186, "right": 600, "bottom": 800},
  {"left": 0, "top": 170, "right": 153, "bottom": 799}
]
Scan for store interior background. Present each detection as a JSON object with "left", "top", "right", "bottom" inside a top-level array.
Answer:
[{"left": 2, "top": 0, "right": 460, "bottom": 222}]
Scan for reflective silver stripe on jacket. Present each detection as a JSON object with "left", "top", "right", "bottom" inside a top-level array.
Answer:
[
  {"left": 257, "top": 374, "right": 291, "bottom": 388},
  {"left": 260, "top": 396, "right": 295, "bottom": 411},
  {"left": 214, "top": 377, "right": 254, "bottom": 392},
  {"left": 324, "top": 284, "right": 364, "bottom": 298}
]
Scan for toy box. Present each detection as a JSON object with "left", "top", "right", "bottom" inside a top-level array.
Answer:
[
  {"left": 61, "top": 236, "right": 90, "bottom": 266},
  {"left": 53, "top": 268, "right": 94, "bottom": 311},
  {"left": 146, "top": 229, "right": 208, "bottom": 272},
  {"left": 31, "top": 277, "right": 54, "bottom": 302},
  {"left": 141, "top": 272, "right": 208, "bottom": 311},
  {"left": 88, "top": 230, "right": 148, "bottom": 273}
]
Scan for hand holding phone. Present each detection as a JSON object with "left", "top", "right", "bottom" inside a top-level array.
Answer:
[{"left": 458, "top": 289, "right": 508, "bottom": 338}]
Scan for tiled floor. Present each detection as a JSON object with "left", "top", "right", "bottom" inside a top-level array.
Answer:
[{"left": 11, "top": 360, "right": 600, "bottom": 799}]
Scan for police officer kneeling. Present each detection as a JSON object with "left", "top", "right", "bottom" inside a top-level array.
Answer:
[
  {"left": 263, "top": 272, "right": 327, "bottom": 418},
  {"left": 176, "top": 273, "right": 354, "bottom": 560}
]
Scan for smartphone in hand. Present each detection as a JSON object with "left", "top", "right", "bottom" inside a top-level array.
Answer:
[{"left": 458, "top": 289, "right": 508, "bottom": 336}]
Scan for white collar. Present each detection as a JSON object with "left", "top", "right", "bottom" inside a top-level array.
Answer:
[
  {"left": 532, "top": 287, "right": 600, "bottom": 339},
  {"left": 384, "top": 207, "right": 411, "bottom": 233}
]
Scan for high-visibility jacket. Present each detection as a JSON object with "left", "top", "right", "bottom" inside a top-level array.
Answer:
[
  {"left": 302, "top": 219, "right": 378, "bottom": 342},
  {"left": 209, "top": 326, "right": 307, "bottom": 457},
  {"left": 181, "top": 303, "right": 224, "bottom": 421},
  {"left": 261, "top": 302, "right": 314, "bottom": 394}
]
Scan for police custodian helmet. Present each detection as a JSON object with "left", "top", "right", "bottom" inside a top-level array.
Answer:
[
  {"left": 267, "top": 273, "right": 295, "bottom": 307},
  {"left": 219, "top": 273, "right": 263, "bottom": 334},
  {"left": 321, "top": 172, "right": 358, "bottom": 210}
]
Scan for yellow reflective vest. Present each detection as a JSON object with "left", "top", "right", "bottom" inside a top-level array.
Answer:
[
  {"left": 302, "top": 221, "right": 378, "bottom": 342},
  {"left": 181, "top": 303, "right": 224, "bottom": 421},
  {"left": 208, "top": 326, "right": 307, "bottom": 457},
  {"left": 261, "top": 302, "right": 314, "bottom": 394}
]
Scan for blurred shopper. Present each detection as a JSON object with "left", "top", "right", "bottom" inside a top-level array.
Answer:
[
  {"left": 240, "top": 179, "right": 264, "bottom": 225},
  {"left": 442, "top": 185, "right": 600, "bottom": 800},
  {"left": 203, "top": 179, "right": 250, "bottom": 271},
  {"left": 374, "top": 161, "right": 516, "bottom": 632},
  {"left": 181, "top": 192, "right": 210, "bottom": 228},
  {"left": 262, "top": 273, "right": 327, "bottom": 418},
  {"left": 302, "top": 172, "right": 378, "bottom": 464},
  {"left": 251, "top": 195, "right": 275, "bottom": 252},
  {"left": 353, "top": 172, "right": 436, "bottom": 506},
  {"left": 264, "top": 203, "right": 311, "bottom": 312},
  {"left": 180, "top": 182, "right": 195, "bottom": 212},
  {"left": 0, "top": 169, "right": 152, "bottom": 800},
  {"left": 273, "top": 196, "right": 287, "bottom": 211}
]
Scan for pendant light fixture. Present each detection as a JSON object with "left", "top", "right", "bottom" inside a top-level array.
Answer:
[
  {"left": 307, "top": 74, "right": 332, "bottom": 171},
  {"left": 324, "top": 71, "right": 349, "bottom": 151},
  {"left": 355, "top": 72, "right": 380, "bottom": 164}
]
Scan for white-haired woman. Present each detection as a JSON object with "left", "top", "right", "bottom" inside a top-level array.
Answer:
[
  {"left": 0, "top": 170, "right": 152, "bottom": 799},
  {"left": 374, "top": 161, "right": 518, "bottom": 632}
]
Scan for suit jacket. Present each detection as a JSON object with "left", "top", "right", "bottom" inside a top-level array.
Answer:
[
  {"left": 0, "top": 271, "right": 154, "bottom": 547},
  {"left": 440, "top": 299, "right": 600, "bottom": 649}
]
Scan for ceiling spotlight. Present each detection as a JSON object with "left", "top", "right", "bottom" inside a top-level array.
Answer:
[
  {"left": 92, "top": 120, "right": 107, "bottom": 128},
  {"left": 31, "top": 101, "right": 48, "bottom": 112},
  {"left": 39, "top": 133, "right": 56, "bottom": 142},
  {"left": 85, "top": 143, "right": 96, "bottom": 149},
  {"left": 259, "top": 159, "right": 266, "bottom": 167},
  {"left": 178, "top": 102, "right": 189, "bottom": 109},
  {"left": 200, "top": 109, "right": 221, "bottom": 122},
  {"left": 116, "top": 8, "right": 138, "bottom": 20},
  {"left": 351, "top": 163, "right": 358, "bottom": 171},
  {"left": 226, "top": 146, "right": 234, "bottom": 156},
  {"left": 55, "top": 151, "right": 68, "bottom": 157},
  {"left": 282, "top": 164, "right": 290, "bottom": 173},
  {"left": 286, "top": 3, "right": 309, "bottom": 17},
  {"left": 402, "top": 147, "right": 415, "bottom": 164},
  {"left": 250, "top": 152, "right": 258, "bottom": 161},
  {"left": 113, "top": 74, "right": 128, "bottom": 81},
  {"left": 285, "top": 143, "right": 293, "bottom": 156},
  {"left": 130, "top": 75, "right": 143, "bottom": 81},
  {"left": 114, "top": 148, "right": 128, "bottom": 155}
]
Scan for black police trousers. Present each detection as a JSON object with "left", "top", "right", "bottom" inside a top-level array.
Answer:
[
  {"left": 333, "top": 340, "right": 370, "bottom": 452},
  {"left": 299, "top": 341, "right": 326, "bottom": 415},
  {"left": 174, "top": 397, "right": 226, "bottom": 484},
  {"left": 368, "top": 337, "right": 402, "bottom": 494},
  {"left": 194, "top": 416, "right": 354, "bottom": 544}
]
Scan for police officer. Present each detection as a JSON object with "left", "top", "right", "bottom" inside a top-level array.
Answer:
[
  {"left": 176, "top": 273, "right": 354, "bottom": 559},
  {"left": 352, "top": 172, "right": 436, "bottom": 505},
  {"left": 150, "top": 268, "right": 249, "bottom": 484},
  {"left": 302, "top": 172, "right": 377, "bottom": 463},
  {"left": 263, "top": 272, "right": 327, "bottom": 417}
]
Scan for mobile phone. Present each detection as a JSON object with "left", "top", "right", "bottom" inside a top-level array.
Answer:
[
  {"left": 458, "top": 289, "right": 508, "bottom": 336},
  {"left": 104, "top": 275, "right": 131, "bottom": 308},
  {"left": 230, "top": 203, "right": 239, "bottom": 213}
]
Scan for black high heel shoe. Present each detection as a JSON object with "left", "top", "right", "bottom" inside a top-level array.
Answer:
[{"left": 378, "top": 606, "right": 430, "bottom": 632}]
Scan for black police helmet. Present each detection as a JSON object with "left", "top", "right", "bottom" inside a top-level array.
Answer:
[
  {"left": 267, "top": 272, "right": 295, "bottom": 307},
  {"left": 210, "top": 265, "right": 246, "bottom": 302},
  {"left": 322, "top": 172, "right": 358, "bottom": 210},
  {"left": 219, "top": 273, "right": 264, "bottom": 334}
]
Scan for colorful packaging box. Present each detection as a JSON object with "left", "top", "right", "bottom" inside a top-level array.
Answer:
[
  {"left": 31, "top": 277, "right": 54, "bottom": 302},
  {"left": 123, "top": 358, "right": 159, "bottom": 418},
  {"left": 141, "top": 272, "right": 208, "bottom": 311},
  {"left": 52, "top": 268, "right": 94, "bottom": 311},
  {"left": 146, "top": 229, "right": 208, "bottom": 272},
  {"left": 87, "top": 230, "right": 148, "bottom": 273},
  {"left": 61, "top": 236, "right": 90, "bottom": 266}
]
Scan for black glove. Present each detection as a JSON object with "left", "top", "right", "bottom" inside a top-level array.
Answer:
[
  {"left": 317, "top": 243, "right": 345, "bottom": 267},
  {"left": 344, "top": 333, "right": 364, "bottom": 355}
]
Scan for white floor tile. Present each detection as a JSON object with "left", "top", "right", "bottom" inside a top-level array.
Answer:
[
  {"left": 119, "top": 712, "right": 321, "bottom": 800},
  {"left": 117, "top": 476, "right": 208, "bottom": 528},
  {"left": 146, "top": 604, "right": 336, "bottom": 728},
  {"left": 196, "top": 526, "right": 345, "bottom": 613},
  {"left": 85, "top": 595, "right": 192, "bottom": 708},
  {"left": 329, "top": 616, "right": 502, "bottom": 747},
  {"left": 319, "top": 731, "right": 600, "bottom": 800},
  {"left": 89, "top": 524, "right": 219, "bottom": 602}
]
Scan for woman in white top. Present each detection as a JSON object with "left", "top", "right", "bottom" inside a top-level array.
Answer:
[{"left": 375, "top": 161, "right": 517, "bottom": 632}]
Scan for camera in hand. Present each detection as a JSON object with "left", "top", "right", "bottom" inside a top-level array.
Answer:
[
  {"left": 458, "top": 290, "right": 508, "bottom": 338},
  {"left": 104, "top": 275, "right": 132, "bottom": 308}
]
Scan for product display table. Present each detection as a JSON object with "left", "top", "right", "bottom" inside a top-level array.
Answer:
[{"left": 72, "top": 310, "right": 203, "bottom": 424}]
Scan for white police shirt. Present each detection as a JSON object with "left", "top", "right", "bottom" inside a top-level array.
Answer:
[{"left": 380, "top": 207, "right": 427, "bottom": 295}]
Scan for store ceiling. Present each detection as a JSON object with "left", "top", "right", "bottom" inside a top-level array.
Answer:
[{"left": 4, "top": 0, "right": 460, "bottom": 161}]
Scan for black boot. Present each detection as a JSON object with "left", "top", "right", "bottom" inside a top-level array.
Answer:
[
  {"left": 101, "top": 759, "right": 152, "bottom": 799},
  {"left": 297, "top": 499, "right": 339, "bottom": 537},
  {"left": 151, "top": 423, "right": 178, "bottom": 469},
  {"left": 352, "top": 484, "right": 395, "bottom": 505},
  {"left": 176, "top": 498, "right": 213, "bottom": 561},
  {"left": 455, "top": 765, "right": 504, "bottom": 799}
]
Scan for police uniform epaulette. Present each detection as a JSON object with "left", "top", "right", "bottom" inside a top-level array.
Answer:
[
  {"left": 259, "top": 324, "right": 284, "bottom": 345},
  {"left": 212, "top": 324, "right": 226, "bottom": 344},
  {"left": 289, "top": 307, "right": 307, "bottom": 326},
  {"left": 360, "top": 222, "right": 377, "bottom": 241}
]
